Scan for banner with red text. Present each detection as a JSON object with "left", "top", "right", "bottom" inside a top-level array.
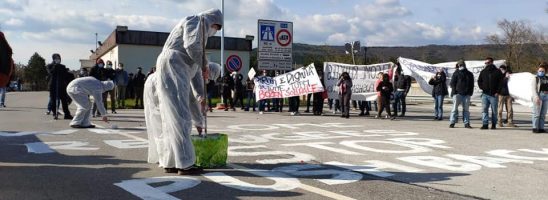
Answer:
[{"left": 254, "top": 64, "right": 324, "bottom": 101}]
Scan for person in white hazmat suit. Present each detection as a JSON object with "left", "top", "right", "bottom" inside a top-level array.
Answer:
[
  {"left": 149, "top": 8, "right": 222, "bottom": 175},
  {"left": 66, "top": 77, "right": 114, "bottom": 128},
  {"left": 145, "top": 62, "right": 221, "bottom": 173}
]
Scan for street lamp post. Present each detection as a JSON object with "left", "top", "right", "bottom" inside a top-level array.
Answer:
[{"left": 345, "top": 41, "right": 360, "bottom": 65}]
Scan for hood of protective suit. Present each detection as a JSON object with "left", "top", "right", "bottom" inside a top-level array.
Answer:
[
  {"left": 101, "top": 81, "right": 114, "bottom": 92},
  {"left": 200, "top": 8, "right": 223, "bottom": 31},
  {"left": 208, "top": 62, "right": 221, "bottom": 81}
]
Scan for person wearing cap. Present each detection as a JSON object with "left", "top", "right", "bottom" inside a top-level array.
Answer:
[
  {"left": 150, "top": 8, "right": 222, "bottom": 175},
  {"left": 449, "top": 60, "right": 475, "bottom": 128},
  {"left": 66, "top": 77, "right": 113, "bottom": 128},
  {"left": 46, "top": 53, "right": 73, "bottom": 120},
  {"left": 478, "top": 57, "right": 504, "bottom": 130},
  {"left": 497, "top": 65, "right": 517, "bottom": 128}
]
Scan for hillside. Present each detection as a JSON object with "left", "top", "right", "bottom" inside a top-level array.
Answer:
[{"left": 252, "top": 43, "right": 546, "bottom": 72}]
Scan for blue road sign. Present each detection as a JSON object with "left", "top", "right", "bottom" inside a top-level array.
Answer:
[{"left": 260, "top": 25, "right": 275, "bottom": 41}]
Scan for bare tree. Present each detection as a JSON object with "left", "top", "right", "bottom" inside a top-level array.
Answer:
[{"left": 486, "top": 19, "right": 536, "bottom": 71}]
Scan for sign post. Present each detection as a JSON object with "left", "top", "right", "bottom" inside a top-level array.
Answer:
[{"left": 257, "top": 19, "right": 293, "bottom": 71}]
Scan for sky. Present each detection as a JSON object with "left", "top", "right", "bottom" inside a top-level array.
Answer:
[{"left": 1, "top": 0, "right": 547, "bottom": 69}]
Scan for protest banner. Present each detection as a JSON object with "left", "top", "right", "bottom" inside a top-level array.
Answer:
[
  {"left": 323, "top": 62, "right": 394, "bottom": 101},
  {"left": 398, "top": 57, "right": 505, "bottom": 99},
  {"left": 507, "top": 72, "right": 536, "bottom": 107},
  {"left": 254, "top": 64, "right": 324, "bottom": 101}
]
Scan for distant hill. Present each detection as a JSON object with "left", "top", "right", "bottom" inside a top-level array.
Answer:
[{"left": 253, "top": 43, "right": 546, "bottom": 72}]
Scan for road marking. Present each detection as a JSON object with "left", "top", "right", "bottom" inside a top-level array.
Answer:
[{"left": 228, "top": 163, "right": 357, "bottom": 200}]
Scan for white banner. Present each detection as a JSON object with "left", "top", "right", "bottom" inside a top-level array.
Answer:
[
  {"left": 508, "top": 72, "right": 536, "bottom": 107},
  {"left": 254, "top": 64, "right": 324, "bottom": 101},
  {"left": 323, "top": 62, "right": 394, "bottom": 101},
  {"left": 398, "top": 57, "right": 505, "bottom": 99}
]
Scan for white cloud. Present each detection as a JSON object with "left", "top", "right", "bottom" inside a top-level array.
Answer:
[
  {"left": 353, "top": 0, "right": 411, "bottom": 20},
  {"left": 5, "top": 18, "right": 24, "bottom": 26}
]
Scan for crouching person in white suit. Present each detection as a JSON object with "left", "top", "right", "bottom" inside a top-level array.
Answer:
[
  {"left": 145, "top": 62, "right": 221, "bottom": 174},
  {"left": 66, "top": 77, "right": 114, "bottom": 128}
]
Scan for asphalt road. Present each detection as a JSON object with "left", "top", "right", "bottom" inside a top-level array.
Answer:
[{"left": 1, "top": 92, "right": 547, "bottom": 200}]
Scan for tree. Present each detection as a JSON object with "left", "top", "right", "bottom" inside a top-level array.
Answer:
[
  {"left": 24, "top": 52, "right": 48, "bottom": 91},
  {"left": 486, "top": 19, "right": 536, "bottom": 71}
]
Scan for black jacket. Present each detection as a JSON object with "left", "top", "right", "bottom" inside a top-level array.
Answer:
[
  {"left": 393, "top": 74, "right": 411, "bottom": 93},
  {"left": 428, "top": 72, "right": 448, "bottom": 97},
  {"left": 103, "top": 67, "right": 116, "bottom": 81},
  {"left": 89, "top": 65, "right": 106, "bottom": 81},
  {"left": 133, "top": 72, "right": 146, "bottom": 88},
  {"left": 450, "top": 68, "right": 474, "bottom": 96},
  {"left": 376, "top": 81, "right": 393, "bottom": 97},
  {"left": 478, "top": 64, "right": 503, "bottom": 96},
  {"left": 46, "top": 63, "right": 67, "bottom": 90},
  {"left": 221, "top": 75, "right": 234, "bottom": 95},
  {"left": 499, "top": 73, "right": 510, "bottom": 96}
]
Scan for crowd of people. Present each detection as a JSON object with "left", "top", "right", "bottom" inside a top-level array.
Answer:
[
  {"left": 43, "top": 57, "right": 152, "bottom": 120},
  {"left": 204, "top": 58, "right": 548, "bottom": 134}
]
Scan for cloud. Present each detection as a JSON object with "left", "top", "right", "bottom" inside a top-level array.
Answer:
[
  {"left": 4, "top": 18, "right": 24, "bottom": 26},
  {"left": 353, "top": 0, "right": 411, "bottom": 20}
]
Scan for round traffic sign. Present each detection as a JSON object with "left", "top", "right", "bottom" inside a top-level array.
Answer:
[
  {"left": 226, "top": 55, "right": 242, "bottom": 72},
  {"left": 276, "top": 29, "right": 292, "bottom": 47}
]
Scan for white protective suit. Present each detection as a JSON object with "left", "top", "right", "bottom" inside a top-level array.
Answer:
[
  {"left": 146, "top": 62, "right": 222, "bottom": 165},
  {"left": 149, "top": 9, "right": 223, "bottom": 169},
  {"left": 66, "top": 77, "right": 114, "bottom": 126}
]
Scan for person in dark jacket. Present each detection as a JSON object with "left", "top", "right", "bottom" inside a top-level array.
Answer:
[
  {"left": 392, "top": 67, "right": 411, "bottom": 117},
  {"left": 497, "top": 65, "right": 516, "bottom": 128},
  {"left": 376, "top": 73, "right": 395, "bottom": 120},
  {"left": 428, "top": 68, "right": 448, "bottom": 120},
  {"left": 46, "top": 53, "right": 72, "bottom": 120},
  {"left": 233, "top": 73, "right": 245, "bottom": 110},
  {"left": 64, "top": 68, "right": 75, "bottom": 105},
  {"left": 133, "top": 67, "right": 146, "bottom": 109},
  {"left": 126, "top": 73, "right": 135, "bottom": 99},
  {"left": 245, "top": 77, "right": 256, "bottom": 111},
  {"left": 221, "top": 73, "right": 235, "bottom": 111},
  {"left": 115, "top": 63, "right": 129, "bottom": 109},
  {"left": 449, "top": 60, "right": 474, "bottom": 128},
  {"left": 478, "top": 57, "right": 504, "bottom": 130},
  {"left": 313, "top": 72, "right": 326, "bottom": 116},
  {"left": 337, "top": 72, "right": 352, "bottom": 118},
  {"left": 90, "top": 59, "right": 107, "bottom": 117},
  {"left": 104, "top": 61, "right": 117, "bottom": 113}
]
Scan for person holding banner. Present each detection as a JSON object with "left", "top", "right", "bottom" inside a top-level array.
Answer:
[
  {"left": 449, "top": 60, "right": 474, "bottom": 129},
  {"left": 478, "top": 57, "right": 504, "bottom": 130},
  {"left": 532, "top": 63, "right": 548, "bottom": 133},
  {"left": 376, "top": 73, "right": 395, "bottom": 120},
  {"left": 429, "top": 68, "right": 448, "bottom": 120},
  {"left": 338, "top": 72, "right": 353, "bottom": 118},
  {"left": 392, "top": 68, "right": 411, "bottom": 117}
]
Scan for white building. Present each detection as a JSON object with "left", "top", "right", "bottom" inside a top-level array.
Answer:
[{"left": 81, "top": 26, "right": 253, "bottom": 79}]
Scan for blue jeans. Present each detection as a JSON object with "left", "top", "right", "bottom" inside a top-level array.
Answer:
[
  {"left": 246, "top": 91, "right": 256, "bottom": 111},
  {"left": 258, "top": 99, "right": 266, "bottom": 112},
  {"left": 481, "top": 94, "right": 498, "bottom": 125},
  {"left": 533, "top": 93, "right": 548, "bottom": 130},
  {"left": 392, "top": 91, "right": 406, "bottom": 115},
  {"left": 450, "top": 94, "right": 471, "bottom": 124},
  {"left": 434, "top": 95, "right": 445, "bottom": 119},
  {"left": 0, "top": 87, "right": 6, "bottom": 105}
]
